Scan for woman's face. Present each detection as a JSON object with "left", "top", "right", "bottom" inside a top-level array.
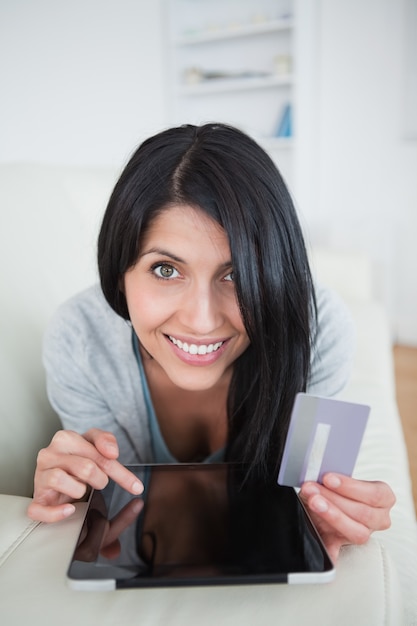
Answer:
[{"left": 123, "top": 204, "right": 250, "bottom": 391}]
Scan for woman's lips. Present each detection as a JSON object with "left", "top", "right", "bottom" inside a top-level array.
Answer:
[
  {"left": 168, "top": 335, "right": 224, "bottom": 355},
  {"left": 165, "top": 335, "right": 229, "bottom": 365}
]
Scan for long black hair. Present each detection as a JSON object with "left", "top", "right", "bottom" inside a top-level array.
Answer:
[{"left": 98, "top": 123, "right": 316, "bottom": 479}]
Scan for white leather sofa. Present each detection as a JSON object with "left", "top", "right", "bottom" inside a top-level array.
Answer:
[{"left": 1, "top": 163, "right": 416, "bottom": 625}]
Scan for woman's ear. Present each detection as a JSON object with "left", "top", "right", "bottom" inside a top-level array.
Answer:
[{"left": 118, "top": 274, "right": 125, "bottom": 295}]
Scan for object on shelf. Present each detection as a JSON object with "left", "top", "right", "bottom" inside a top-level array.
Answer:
[
  {"left": 183, "top": 67, "right": 271, "bottom": 85},
  {"left": 275, "top": 103, "right": 292, "bottom": 138},
  {"left": 274, "top": 54, "right": 292, "bottom": 75},
  {"left": 251, "top": 13, "right": 268, "bottom": 25}
]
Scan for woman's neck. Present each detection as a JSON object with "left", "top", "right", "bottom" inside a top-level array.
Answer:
[{"left": 141, "top": 352, "right": 230, "bottom": 462}]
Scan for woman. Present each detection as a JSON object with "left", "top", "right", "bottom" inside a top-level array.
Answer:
[{"left": 27, "top": 123, "right": 394, "bottom": 561}]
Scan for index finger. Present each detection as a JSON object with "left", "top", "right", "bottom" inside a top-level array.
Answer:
[
  {"left": 82, "top": 430, "right": 144, "bottom": 496},
  {"left": 98, "top": 457, "right": 144, "bottom": 496}
]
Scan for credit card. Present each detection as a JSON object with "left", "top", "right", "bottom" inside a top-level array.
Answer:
[{"left": 277, "top": 393, "right": 370, "bottom": 487}]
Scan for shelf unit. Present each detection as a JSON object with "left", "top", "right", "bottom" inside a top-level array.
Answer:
[{"left": 164, "top": 0, "right": 296, "bottom": 183}]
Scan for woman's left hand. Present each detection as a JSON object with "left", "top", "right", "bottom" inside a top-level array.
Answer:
[{"left": 299, "top": 474, "right": 396, "bottom": 563}]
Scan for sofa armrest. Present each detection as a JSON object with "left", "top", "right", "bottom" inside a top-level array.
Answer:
[{"left": 0, "top": 495, "right": 40, "bottom": 567}]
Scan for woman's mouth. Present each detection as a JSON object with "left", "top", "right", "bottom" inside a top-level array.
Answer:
[{"left": 168, "top": 335, "right": 224, "bottom": 356}]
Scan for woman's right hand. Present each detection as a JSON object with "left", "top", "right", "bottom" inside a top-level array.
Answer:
[{"left": 27, "top": 428, "right": 144, "bottom": 523}]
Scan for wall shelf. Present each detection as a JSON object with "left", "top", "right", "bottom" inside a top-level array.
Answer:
[
  {"left": 181, "top": 74, "right": 293, "bottom": 96},
  {"left": 177, "top": 17, "right": 294, "bottom": 45}
]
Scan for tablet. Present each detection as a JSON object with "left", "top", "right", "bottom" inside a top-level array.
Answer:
[{"left": 67, "top": 463, "right": 335, "bottom": 590}]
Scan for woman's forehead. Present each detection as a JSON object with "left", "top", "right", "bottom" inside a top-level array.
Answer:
[{"left": 144, "top": 204, "right": 226, "bottom": 242}]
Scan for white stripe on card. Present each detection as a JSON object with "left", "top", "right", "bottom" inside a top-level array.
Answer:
[{"left": 304, "top": 423, "right": 332, "bottom": 483}]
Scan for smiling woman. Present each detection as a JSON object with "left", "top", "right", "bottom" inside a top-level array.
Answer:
[
  {"left": 27, "top": 123, "right": 395, "bottom": 566},
  {"left": 97, "top": 122, "right": 318, "bottom": 472}
]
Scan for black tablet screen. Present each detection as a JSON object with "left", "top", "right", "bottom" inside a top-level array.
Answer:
[{"left": 67, "top": 463, "right": 334, "bottom": 588}]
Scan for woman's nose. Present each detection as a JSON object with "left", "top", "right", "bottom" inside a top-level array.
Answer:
[{"left": 178, "top": 284, "right": 223, "bottom": 334}]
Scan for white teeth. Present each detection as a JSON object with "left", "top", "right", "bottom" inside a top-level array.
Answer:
[{"left": 169, "top": 336, "right": 223, "bottom": 355}]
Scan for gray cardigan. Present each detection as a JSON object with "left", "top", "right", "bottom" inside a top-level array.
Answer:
[{"left": 43, "top": 284, "right": 355, "bottom": 464}]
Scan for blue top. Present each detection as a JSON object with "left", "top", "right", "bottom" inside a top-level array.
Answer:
[{"left": 132, "top": 331, "right": 224, "bottom": 464}]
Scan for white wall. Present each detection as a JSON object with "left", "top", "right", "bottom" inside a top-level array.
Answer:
[
  {"left": 0, "top": 0, "right": 168, "bottom": 167},
  {"left": 1, "top": 0, "right": 416, "bottom": 343},
  {"left": 305, "top": 0, "right": 417, "bottom": 345}
]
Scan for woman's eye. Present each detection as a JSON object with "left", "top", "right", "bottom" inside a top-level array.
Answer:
[
  {"left": 152, "top": 263, "right": 179, "bottom": 280},
  {"left": 224, "top": 271, "right": 234, "bottom": 282}
]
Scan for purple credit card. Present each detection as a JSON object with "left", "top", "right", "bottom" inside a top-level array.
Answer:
[{"left": 277, "top": 393, "right": 370, "bottom": 487}]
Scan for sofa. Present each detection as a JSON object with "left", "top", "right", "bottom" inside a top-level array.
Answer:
[{"left": 0, "top": 163, "right": 416, "bottom": 625}]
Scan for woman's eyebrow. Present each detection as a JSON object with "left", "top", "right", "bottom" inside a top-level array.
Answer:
[
  {"left": 140, "top": 247, "right": 184, "bottom": 263},
  {"left": 140, "top": 247, "right": 233, "bottom": 269}
]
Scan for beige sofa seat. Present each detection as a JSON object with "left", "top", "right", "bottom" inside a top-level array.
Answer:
[{"left": 0, "top": 494, "right": 404, "bottom": 625}]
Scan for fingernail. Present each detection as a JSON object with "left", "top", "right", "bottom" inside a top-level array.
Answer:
[
  {"left": 312, "top": 496, "right": 328, "bottom": 513},
  {"left": 301, "top": 483, "right": 320, "bottom": 496},
  {"left": 62, "top": 504, "right": 76, "bottom": 517},
  {"left": 326, "top": 474, "right": 342, "bottom": 489},
  {"left": 132, "top": 481, "right": 144, "bottom": 495}
]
